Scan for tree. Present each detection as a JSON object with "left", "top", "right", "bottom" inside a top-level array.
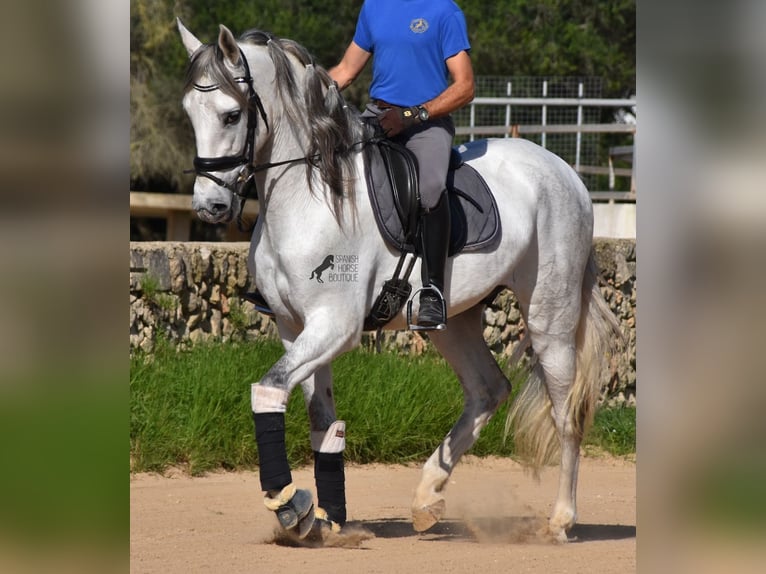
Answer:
[
  {"left": 130, "top": 0, "right": 635, "bottom": 191},
  {"left": 462, "top": 0, "right": 634, "bottom": 97}
]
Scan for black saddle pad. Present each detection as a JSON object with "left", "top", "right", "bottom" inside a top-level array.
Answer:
[{"left": 364, "top": 142, "right": 500, "bottom": 256}]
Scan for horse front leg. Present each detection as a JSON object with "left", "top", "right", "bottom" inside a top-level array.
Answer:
[
  {"left": 301, "top": 364, "right": 347, "bottom": 532},
  {"left": 251, "top": 317, "right": 358, "bottom": 538}
]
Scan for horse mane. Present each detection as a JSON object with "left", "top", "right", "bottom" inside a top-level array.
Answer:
[{"left": 184, "top": 28, "right": 374, "bottom": 224}]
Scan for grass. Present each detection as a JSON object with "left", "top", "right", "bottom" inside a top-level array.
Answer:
[
  {"left": 586, "top": 403, "right": 636, "bottom": 456},
  {"left": 130, "top": 339, "right": 635, "bottom": 474},
  {"left": 138, "top": 273, "right": 175, "bottom": 312}
]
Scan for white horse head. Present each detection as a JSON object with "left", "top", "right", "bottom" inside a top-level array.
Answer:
[
  {"left": 177, "top": 19, "right": 365, "bottom": 226},
  {"left": 178, "top": 20, "right": 277, "bottom": 223}
]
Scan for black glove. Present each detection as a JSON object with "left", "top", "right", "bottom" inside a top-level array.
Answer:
[{"left": 378, "top": 105, "right": 420, "bottom": 137}]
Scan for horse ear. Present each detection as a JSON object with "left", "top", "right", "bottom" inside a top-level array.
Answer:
[
  {"left": 218, "top": 25, "right": 241, "bottom": 67},
  {"left": 177, "top": 18, "right": 202, "bottom": 57}
]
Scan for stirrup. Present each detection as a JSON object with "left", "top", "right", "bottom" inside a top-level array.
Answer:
[{"left": 407, "top": 286, "right": 447, "bottom": 331}]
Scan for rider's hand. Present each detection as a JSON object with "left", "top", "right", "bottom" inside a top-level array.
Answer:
[{"left": 378, "top": 106, "right": 420, "bottom": 137}]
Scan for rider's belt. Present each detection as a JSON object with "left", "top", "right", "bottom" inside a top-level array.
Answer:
[{"left": 372, "top": 99, "right": 399, "bottom": 110}]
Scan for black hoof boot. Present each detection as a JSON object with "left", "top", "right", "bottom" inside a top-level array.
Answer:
[{"left": 265, "top": 485, "right": 316, "bottom": 539}]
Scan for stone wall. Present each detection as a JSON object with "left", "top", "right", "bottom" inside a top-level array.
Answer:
[{"left": 130, "top": 239, "right": 636, "bottom": 402}]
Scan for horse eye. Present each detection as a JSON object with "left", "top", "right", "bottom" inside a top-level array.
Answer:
[{"left": 224, "top": 111, "right": 241, "bottom": 126}]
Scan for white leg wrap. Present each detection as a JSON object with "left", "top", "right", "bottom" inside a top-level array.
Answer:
[
  {"left": 251, "top": 384, "right": 289, "bottom": 414},
  {"left": 310, "top": 420, "right": 346, "bottom": 453}
]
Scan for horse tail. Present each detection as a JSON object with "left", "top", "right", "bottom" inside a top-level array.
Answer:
[{"left": 506, "top": 252, "right": 624, "bottom": 475}]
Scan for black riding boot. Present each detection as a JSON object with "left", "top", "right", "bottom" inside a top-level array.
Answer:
[{"left": 415, "top": 192, "right": 450, "bottom": 330}]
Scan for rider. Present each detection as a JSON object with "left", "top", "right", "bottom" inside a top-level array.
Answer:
[{"left": 329, "top": 0, "right": 475, "bottom": 330}]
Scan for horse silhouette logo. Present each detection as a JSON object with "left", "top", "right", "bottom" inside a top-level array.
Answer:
[{"left": 309, "top": 255, "right": 334, "bottom": 283}]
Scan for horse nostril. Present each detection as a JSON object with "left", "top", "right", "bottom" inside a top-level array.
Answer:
[{"left": 210, "top": 202, "right": 228, "bottom": 214}]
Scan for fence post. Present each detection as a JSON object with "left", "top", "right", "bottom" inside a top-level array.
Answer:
[
  {"left": 541, "top": 80, "right": 548, "bottom": 148},
  {"left": 631, "top": 128, "right": 637, "bottom": 194},
  {"left": 575, "top": 82, "right": 583, "bottom": 172},
  {"left": 469, "top": 100, "right": 476, "bottom": 142},
  {"left": 504, "top": 81, "right": 512, "bottom": 138}
]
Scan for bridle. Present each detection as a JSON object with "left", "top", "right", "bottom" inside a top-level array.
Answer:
[
  {"left": 187, "top": 45, "right": 375, "bottom": 230},
  {"left": 188, "top": 48, "right": 269, "bottom": 229},
  {"left": 188, "top": 48, "right": 329, "bottom": 229}
]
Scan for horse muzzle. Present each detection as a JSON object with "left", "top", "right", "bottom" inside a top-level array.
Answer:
[
  {"left": 196, "top": 204, "right": 233, "bottom": 224},
  {"left": 192, "top": 191, "right": 234, "bottom": 224}
]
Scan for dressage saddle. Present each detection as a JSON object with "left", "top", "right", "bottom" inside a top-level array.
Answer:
[
  {"left": 364, "top": 138, "right": 500, "bottom": 256},
  {"left": 362, "top": 138, "right": 500, "bottom": 332}
]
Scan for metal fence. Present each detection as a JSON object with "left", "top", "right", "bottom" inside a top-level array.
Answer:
[{"left": 453, "top": 77, "right": 636, "bottom": 195}]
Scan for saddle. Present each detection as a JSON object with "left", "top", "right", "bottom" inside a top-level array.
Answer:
[
  {"left": 362, "top": 138, "right": 500, "bottom": 333},
  {"left": 363, "top": 139, "right": 500, "bottom": 256}
]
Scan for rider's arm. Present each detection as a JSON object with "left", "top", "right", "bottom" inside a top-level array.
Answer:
[
  {"left": 328, "top": 41, "right": 371, "bottom": 90},
  {"left": 420, "top": 50, "right": 475, "bottom": 119}
]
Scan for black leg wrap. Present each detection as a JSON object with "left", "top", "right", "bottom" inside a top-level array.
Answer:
[
  {"left": 253, "top": 412, "right": 292, "bottom": 492},
  {"left": 314, "top": 451, "right": 346, "bottom": 526}
]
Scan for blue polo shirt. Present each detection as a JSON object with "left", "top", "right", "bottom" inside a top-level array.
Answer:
[{"left": 353, "top": 0, "right": 471, "bottom": 107}]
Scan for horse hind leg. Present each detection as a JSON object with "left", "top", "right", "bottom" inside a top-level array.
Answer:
[
  {"left": 511, "top": 292, "right": 584, "bottom": 543},
  {"left": 411, "top": 304, "right": 512, "bottom": 532},
  {"left": 510, "top": 254, "right": 620, "bottom": 542},
  {"left": 532, "top": 332, "right": 582, "bottom": 542}
]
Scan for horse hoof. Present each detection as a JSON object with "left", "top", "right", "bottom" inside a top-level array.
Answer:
[
  {"left": 544, "top": 518, "right": 573, "bottom": 543},
  {"left": 314, "top": 507, "right": 342, "bottom": 534},
  {"left": 274, "top": 488, "right": 315, "bottom": 538},
  {"left": 295, "top": 505, "right": 316, "bottom": 539},
  {"left": 302, "top": 509, "right": 342, "bottom": 544},
  {"left": 412, "top": 499, "right": 446, "bottom": 532},
  {"left": 548, "top": 526, "right": 570, "bottom": 544},
  {"left": 547, "top": 508, "right": 575, "bottom": 543}
]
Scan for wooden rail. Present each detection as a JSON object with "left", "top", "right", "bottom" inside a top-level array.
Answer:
[
  {"left": 455, "top": 123, "right": 636, "bottom": 137},
  {"left": 130, "top": 192, "right": 259, "bottom": 240}
]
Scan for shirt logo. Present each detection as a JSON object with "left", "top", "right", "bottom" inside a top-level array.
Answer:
[{"left": 410, "top": 18, "right": 429, "bottom": 34}]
